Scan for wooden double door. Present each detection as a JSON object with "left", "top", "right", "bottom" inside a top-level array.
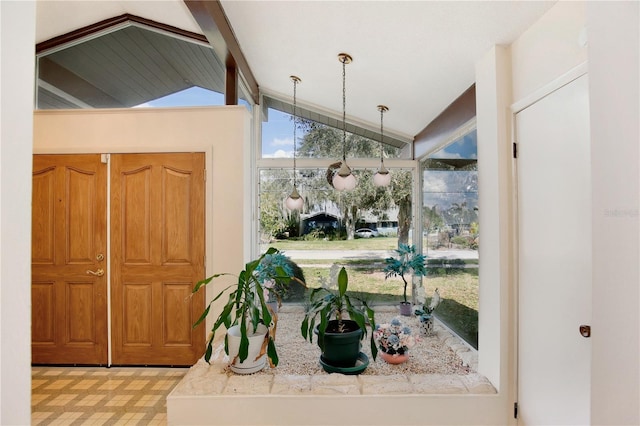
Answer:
[{"left": 31, "top": 153, "right": 205, "bottom": 366}]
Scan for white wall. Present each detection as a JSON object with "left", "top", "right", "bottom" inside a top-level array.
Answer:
[
  {"left": 0, "top": 1, "right": 35, "bottom": 424},
  {"left": 33, "top": 107, "right": 252, "bottom": 335},
  {"left": 587, "top": 3, "right": 639, "bottom": 424},
  {"left": 503, "top": 1, "right": 639, "bottom": 424},
  {"left": 475, "top": 46, "right": 513, "bottom": 400},
  {"left": 2, "top": 2, "right": 636, "bottom": 424},
  {"left": 510, "top": 1, "right": 587, "bottom": 101}
]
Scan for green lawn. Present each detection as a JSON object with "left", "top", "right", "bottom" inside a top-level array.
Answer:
[
  {"left": 287, "top": 258, "right": 479, "bottom": 349},
  {"left": 266, "top": 237, "right": 400, "bottom": 251}
]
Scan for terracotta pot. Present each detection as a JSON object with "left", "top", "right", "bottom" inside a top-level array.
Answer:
[{"left": 380, "top": 351, "right": 409, "bottom": 364}]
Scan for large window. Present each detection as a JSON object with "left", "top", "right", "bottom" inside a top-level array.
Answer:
[
  {"left": 259, "top": 104, "right": 417, "bottom": 305},
  {"left": 421, "top": 125, "right": 479, "bottom": 348}
]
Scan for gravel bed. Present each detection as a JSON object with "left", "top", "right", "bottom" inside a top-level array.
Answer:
[{"left": 248, "top": 305, "right": 472, "bottom": 376}]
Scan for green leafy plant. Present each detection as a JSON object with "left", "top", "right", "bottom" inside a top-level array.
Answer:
[
  {"left": 192, "top": 247, "right": 299, "bottom": 366},
  {"left": 415, "top": 288, "right": 441, "bottom": 316},
  {"left": 254, "top": 252, "right": 306, "bottom": 304},
  {"left": 384, "top": 244, "right": 428, "bottom": 303},
  {"left": 301, "top": 266, "right": 377, "bottom": 360}
]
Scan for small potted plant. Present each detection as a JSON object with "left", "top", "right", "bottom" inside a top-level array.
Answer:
[
  {"left": 254, "top": 251, "right": 306, "bottom": 312},
  {"left": 384, "top": 244, "right": 428, "bottom": 315},
  {"left": 415, "top": 288, "right": 441, "bottom": 336},
  {"left": 301, "top": 266, "right": 377, "bottom": 373},
  {"left": 192, "top": 247, "right": 300, "bottom": 374},
  {"left": 373, "top": 317, "right": 416, "bottom": 364}
]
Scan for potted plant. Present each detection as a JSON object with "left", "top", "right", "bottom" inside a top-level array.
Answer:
[
  {"left": 384, "top": 244, "right": 427, "bottom": 316},
  {"left": 255, "top": 251, "right": 306, "bottom": 311},
  {"left": 415, "top": 288, "right": 441, "bottom": 336},
  {"left": 373, "top": 317, "right": 417, "bottom": 364},
  {"left": 301, "top": 266, "right": 377, "bottom": 373},
  {"left": 192, "top": 247, "right": 299, "bottom": 374}
]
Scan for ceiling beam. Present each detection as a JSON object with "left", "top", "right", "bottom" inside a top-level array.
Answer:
[
  {"left": 184, "top": 0, "right": 259, "bottom": 104},
  {"left": 36, "top": 14, "right": 208, "bottom": 54},
  {"left": 38, "top": 57, "right": 124, "bottom": 108}
]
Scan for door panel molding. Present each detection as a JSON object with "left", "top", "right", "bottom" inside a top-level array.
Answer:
[
  {"left": 111, "top": 153, "right": 205, "bottom": 365},
  {"left": 32, "top": 154, "right": 108, "bottom": 365}
]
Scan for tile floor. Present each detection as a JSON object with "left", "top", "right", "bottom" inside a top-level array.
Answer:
[{"left": 32, "top": 366, "right": 187, "bottom": 425}]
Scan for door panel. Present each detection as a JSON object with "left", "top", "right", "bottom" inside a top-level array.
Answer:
[
  {"left": 111, "top": 153, "right": 205, "bottom": 365},
  {"left": 32, "top": 154, "right": 108, "bottom": 364},
  {"left": 516, "top": 75, "right": 591, "bottom": 424}
]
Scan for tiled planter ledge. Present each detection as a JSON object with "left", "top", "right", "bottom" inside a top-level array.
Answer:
[{"left": 168, "top": 315, "right": 496, "bottom": 425}]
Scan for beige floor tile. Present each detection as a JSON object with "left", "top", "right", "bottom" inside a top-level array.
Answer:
[
  {"left": 97, "top": 379, "right": 125, "bottom": 390},
  {"left": 44, "top": 379, "right": 73, "bottom": 390},
  {"left": 72, "top": 379, "right": 100, "bottom": 390},
  {"left": 32, "top": 366, "right": 186, "bottom": 426},
  {"left": 124, "top": 379, "right": 150, "bottom": 391},
  {"left": 76, "top": 394, "right": 107, "bottom": 406},
  {"left": 46, "top": 393, "right": 77, "bottom": 406},
  {"left": 104, "top": 394, "right": 133, "bottom": 407}
]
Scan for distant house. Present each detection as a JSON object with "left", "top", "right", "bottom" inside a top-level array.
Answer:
[{"left": 301, "top": 212, "right": 340, "bottom": 236}]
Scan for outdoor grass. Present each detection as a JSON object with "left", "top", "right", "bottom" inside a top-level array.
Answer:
[
  {"left": 425, "top": 268, "right": 479, "bottom": 349},
  {"left": 291, "top": 260, "right": 479, "bottom": 348},
  {"left": 267, "top": 237, "right": 400, "bottom": 251}
]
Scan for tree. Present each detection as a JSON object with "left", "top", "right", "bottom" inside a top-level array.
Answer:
[
  {"left": 423, "top": 205, "right": 445, "bottom": 233},
  {"left": 296, "top": 121, "right": 400, "bottom": 240},
  {"left": 259, "top": 169, "right": 293, "bottom": 241},
  {"left": 389, "top": 170, "right": 413, "bottom": 246}
]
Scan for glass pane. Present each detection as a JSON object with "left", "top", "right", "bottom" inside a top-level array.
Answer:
[
  {"left": 421, "top": 127, "right": 479, "bottom": 349},
  {"left": 261, "top": 107, "right": 400, "bottom": 159},
  {"left": 36, "top": 24, "right": 225, "bottom": 109},
  {"left": 133, "top": 86, "right": 223, "bottom": 108},
  {"left": 258, "top": 167, "right": 415, "bottom": 305}
]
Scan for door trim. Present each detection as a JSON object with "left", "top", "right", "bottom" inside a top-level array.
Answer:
[
  {"left": 511, "top": 62, "right": 588, "bottom": 114},
  {"left": 510, "top": 66, "right": 590, "bottom": 421}
]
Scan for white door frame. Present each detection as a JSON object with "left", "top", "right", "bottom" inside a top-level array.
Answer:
[{"left": 511, "top": 61, "right": 589, "bottom": 423}]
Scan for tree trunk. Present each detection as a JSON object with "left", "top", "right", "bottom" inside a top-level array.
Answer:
[
  {"left": 397, "top": 196, "right": 411, "bottom": 246},
  {"left": 345, "top": 205, "right": 358, "bottom": 240}
]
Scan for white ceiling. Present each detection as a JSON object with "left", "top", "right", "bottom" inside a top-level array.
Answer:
[{"left": 36, "top": 0, "right": 556, "bottom": 139}]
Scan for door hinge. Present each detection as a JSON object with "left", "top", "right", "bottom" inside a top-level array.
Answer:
[
  {"left": 512, "top": 142, "right": 518, "bottom": 159},
  {"left": 514, "top": 402, "right": 518, "bottom": 419}
]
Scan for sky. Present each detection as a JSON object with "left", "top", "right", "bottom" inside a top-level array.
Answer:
[
  {"left": 136, "top": 86, "right": 294, "bottom": 158},
  {"left": 134, "top": 86, "right": 477, "bottom": 161}
]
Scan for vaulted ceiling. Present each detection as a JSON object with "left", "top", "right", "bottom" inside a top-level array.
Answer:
[{"left": 35, "top": 0, "right": 556, "bottom": 141}]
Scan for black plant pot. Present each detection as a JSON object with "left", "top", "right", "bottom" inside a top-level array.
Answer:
[{"left": 316, "top": 319, "right": 362, "bottom": 368}]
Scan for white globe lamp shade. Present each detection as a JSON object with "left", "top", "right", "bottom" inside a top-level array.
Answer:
[
  {"left": 285, "top": 196, "right": 304, "bottom": 210},
  {"left": 285, "top": 187, "right": 304, "bottom": 210},
  {"left": 373, "top": 170, "right": 392, "bottom": 187},
  {"left": 333, "top": 161, "right": 357, "bottom": 191}
]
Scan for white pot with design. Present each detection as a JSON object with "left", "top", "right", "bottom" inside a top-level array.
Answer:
[{"left": 226, "top": 323, "right": 268, "bottom": 374}]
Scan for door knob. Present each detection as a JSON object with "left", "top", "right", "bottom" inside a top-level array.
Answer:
[
  {"left": 86, "top": 268, "right": 105, "bottom": 277},
  {"left": 579, "top": 325, "right": 591, "bottom": 338}
]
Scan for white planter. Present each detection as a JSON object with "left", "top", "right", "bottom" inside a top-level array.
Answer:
[{"left": 226, "top": 323, "right": 268, "bottom": 374}]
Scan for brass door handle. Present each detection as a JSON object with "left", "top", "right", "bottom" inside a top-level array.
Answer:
[{"left": 86, "top": 268, "right": 105, "bottom": 277}]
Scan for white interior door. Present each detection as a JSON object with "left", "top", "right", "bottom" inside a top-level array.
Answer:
[{"left": 516, "top": 73, "right": 592, "bottom": 425}]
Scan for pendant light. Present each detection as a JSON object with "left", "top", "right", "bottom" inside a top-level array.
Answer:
[
  {"left": 285, "top": 75, "right": 304, "bottom": 210},
  {"left": 373, "top": 105, "right": 391, "bottom": 187},
  {"left": 332, "top": 53, "right": 357, "bottom": 192}
]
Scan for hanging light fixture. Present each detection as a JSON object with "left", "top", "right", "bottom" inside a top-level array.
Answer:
[
  {"left": 285, "top": 75, "right": 304, "bottom": 211},
  {"left": 332, "top": 53, "right": 357, "bottom": 192},
  {"left": 373, "top": 105, "right": 391, "bottom": 187}
]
